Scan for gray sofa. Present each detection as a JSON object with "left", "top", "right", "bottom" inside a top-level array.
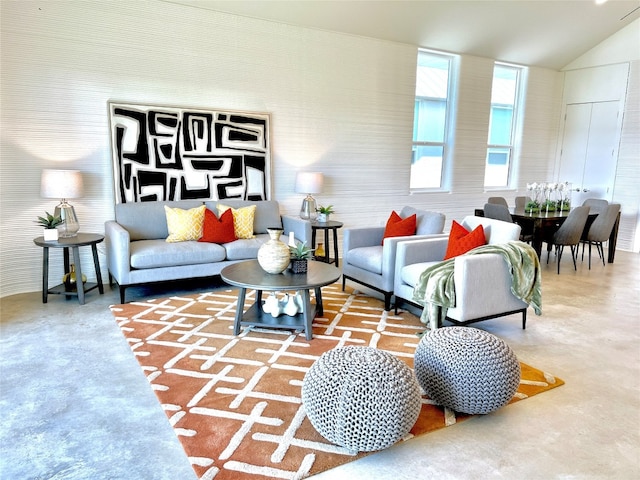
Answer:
[{"left": 105, "top": 200, "right": 311, "bottom": 302}]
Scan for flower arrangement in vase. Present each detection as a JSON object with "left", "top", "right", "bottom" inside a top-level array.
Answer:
[
  {"left": 36, "top": 212, "right": 64, "bottom": 241},
  {"left": 316, "top": 205, "right": 334, "bottom": 223},
  {"left": 525, "top": 184, "right": 540, "bottom": 213},
  {"left": 556, "top": 182, "right": 571, "bottom": 211}
]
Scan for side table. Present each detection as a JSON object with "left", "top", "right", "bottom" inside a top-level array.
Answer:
[
  {"left": 311, "top": 220, "right": 343, "bottom": 267},
  {"left": 33, "top": 233, "right": 105, "bottom": 305}
]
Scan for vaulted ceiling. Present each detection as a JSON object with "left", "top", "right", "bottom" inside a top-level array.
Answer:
[{"left": 165, "top": 0, "right": 640, "bottom": 70}]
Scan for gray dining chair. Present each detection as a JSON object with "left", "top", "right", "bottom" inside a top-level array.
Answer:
[
  {"left": 487, "top": 196, "right": 509, "bottom": 207},
  {"left": 581, "top": 203, "right": 621, "bottom": 269},
  {"left": 547, "top": 205, "right": 590, "bottom": 274},
  {"left": 515, "top": 196, "right": 532, "bottom": 209},
  {"left": 582, "top": 198, "right": 609, "bottom": 214},
  {"left": 484, "top": 203, "right": 533, "bottom": 244},
  {"left": 483, "top": 203, "right": 513, "bottom": 223}
]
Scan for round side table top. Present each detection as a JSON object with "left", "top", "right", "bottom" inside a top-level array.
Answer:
[
  {"left": 221, "top": 260, "right": 341, "bottom": 291},
  {"left": 311, "top": 220, "right": 343, "bottom": 229},
  {"left": 33, "top": 233, "right": 105, "bottom": 248}
]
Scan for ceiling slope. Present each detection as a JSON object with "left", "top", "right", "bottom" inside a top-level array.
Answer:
[{"left": 164, "top": 0, "right": 640, "bottom": 70}]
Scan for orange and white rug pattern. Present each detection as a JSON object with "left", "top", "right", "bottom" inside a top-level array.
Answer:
[{"left": 111, "top": 284, "right": 563, "bottom": 479}]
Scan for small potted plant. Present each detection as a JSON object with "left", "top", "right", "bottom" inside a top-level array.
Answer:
[
  {"left": 316, "top": 205, "right": 334, "bottom": 223},
  {"left": 36, "top": 212, "right": 64, "bottom": 241},
  {"left": 289, "top": 241, "right": 314, "bottom": 273}
]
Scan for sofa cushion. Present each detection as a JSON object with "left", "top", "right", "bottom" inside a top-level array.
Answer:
[
  {"left": 224, "top": 234, "right": 270, "bottom": 260},
  {"left": 165, "top": 205, "right": 206, "bottom": 242},
  {"left": 382, "top": 211, "right": 417, "bottom": 243},
  {"left": 130, "top": 239, "right": 227, "bottom": 269},
  {"left": 205, "top": 200, "right": 282, "bottom": 234},
  {"left": 400, "top": 206, "right": 446, "bottom": 235},
  {"left": 115, "top": 200, "right": 203, "bottom": 241},
  {"left": 346, "top": 246, "right": 383, "bottom": 274},
  {"left": 401, "top": 261, "right": 441, "bottom": 288},
  {"left": 199, "top": 208, "right": 237, "bottom": 244}
]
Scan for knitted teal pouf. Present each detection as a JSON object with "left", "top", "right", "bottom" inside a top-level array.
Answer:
[
  {"left": 301, "top": 346, "right": 422, "bottom": 452},
  {"left": 414, "top": 327, "right": 521, "bottom": 414}
]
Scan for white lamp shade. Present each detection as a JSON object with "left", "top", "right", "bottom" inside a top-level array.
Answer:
[
  {"left": 295, "top": 172, "right": 324, "bottom": 194},
  {"left": 41, "top": 169, "right": 84, "bottom": 199}
]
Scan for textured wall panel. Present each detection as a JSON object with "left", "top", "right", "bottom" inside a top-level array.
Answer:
[{"left": 0, "top": 0, "right": 635, "bottom": 297}]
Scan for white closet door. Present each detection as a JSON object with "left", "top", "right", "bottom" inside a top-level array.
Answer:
[{"left": 558, "top": 101, "right": 619, "bottom": 206}]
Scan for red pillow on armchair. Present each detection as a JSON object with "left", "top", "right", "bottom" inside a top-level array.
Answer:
[
  {"left": 443, "top": 221, "right": 486, "bottom": 259},
  {"left": 382, "top": 211, "right": 417, "bottom": 244}
]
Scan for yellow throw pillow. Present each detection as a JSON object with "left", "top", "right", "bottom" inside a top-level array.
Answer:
[
  {"left": 217, "top": 204, "right": 256, "bottom": 239},
  {"left": 164, "top": 205, "right": 206, "bottom": 243}
]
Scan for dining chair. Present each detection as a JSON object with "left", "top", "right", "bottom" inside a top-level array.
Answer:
[
  {"left": 483, "top": 203, "right": 513, "bottom": 223},
  {"left": 582, "top": 198, "right": 609, "bottom": 214},
  {"left": 487, "top": 196, "right": 509, "bottom": 207},
  {"left": 581, "top": 203, "right": 621, "bottom": 269},
  {"left": 484, "top": 203, "right": 533, "bottom": 244},
  {"left": 515, "top": 196, "right": 532, "bottom": 209},
  {"left": 547, "top": 205, "right": 590, "bottom": 274}
]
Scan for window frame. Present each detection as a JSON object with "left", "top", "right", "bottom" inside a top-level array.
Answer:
[
  {"left": 411, "top": 49, "right": 456, "bottom": 192},
  {"left": 484, "top": 62, "right": 524, "bottom": 189}
]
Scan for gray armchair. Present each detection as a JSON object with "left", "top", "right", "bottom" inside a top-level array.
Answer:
[
  {"left": 394, "top": 216, "right": 535, "bottom": 329},
  {"left": 342, "top": 207, "right": 445, "bottom": 311}
]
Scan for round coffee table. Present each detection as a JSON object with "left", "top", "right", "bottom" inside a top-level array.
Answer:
[{"left": 221, "top": 260, "right": 341, "bottom": 340}]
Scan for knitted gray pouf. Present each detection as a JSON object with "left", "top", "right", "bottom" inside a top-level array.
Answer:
[
  {"left": 414, "top": 327, "right": 521, "bottom": 415},
  {"left": 301, "top": 346, "right": 422, "bottom": 452}
]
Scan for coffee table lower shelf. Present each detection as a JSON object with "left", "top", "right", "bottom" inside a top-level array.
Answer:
[{"left": 237, "top": 301, "right": 319, "bottom": 333}]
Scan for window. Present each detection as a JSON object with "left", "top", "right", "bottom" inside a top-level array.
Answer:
[
  {"left": 411, "top": 50, "right": 454, "bottom": 190},
  {"left": 484, "top": 63, "right": 523, "bottom": 188}
]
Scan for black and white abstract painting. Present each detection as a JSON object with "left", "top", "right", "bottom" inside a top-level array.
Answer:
[{"left": 108, "top": 102, "right": 271, "bottom": 203}]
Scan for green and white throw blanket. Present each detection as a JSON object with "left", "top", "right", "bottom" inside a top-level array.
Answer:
[{"left": 412, "top": 241, "right": 542, "bottom": 330}]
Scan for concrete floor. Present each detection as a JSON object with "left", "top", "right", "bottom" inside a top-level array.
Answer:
[{"left": 1, "top": 249, "right": 639, "bottom": 479}]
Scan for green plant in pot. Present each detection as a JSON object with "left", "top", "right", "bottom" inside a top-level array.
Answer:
[
  {"left": 289, "top": 242, "right": 314, "bottom": 273},
  {"left": 36, "top": 212, "right": 64, "bottom": 241},
  {"left": 316, "top": 205, "right": 334, "bottom": 222}
]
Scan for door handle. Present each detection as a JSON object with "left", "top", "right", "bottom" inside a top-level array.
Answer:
[{"left": 582, "top": 188, "right": 590, "bottom": 192}]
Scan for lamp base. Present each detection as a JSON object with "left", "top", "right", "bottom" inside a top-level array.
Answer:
[
  {"left": 54, "top": 201, "right": 80, "bottom": 237},
  {"left": 300, "top": 195, "right": 317, "bottom": 220}
]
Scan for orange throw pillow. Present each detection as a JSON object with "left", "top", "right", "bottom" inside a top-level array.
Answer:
[
  {"left": 382, "top": 211, "right": 417, "bottom": 244},
  {"left": 443, "top": 220, "right": 486, "bottom": 259},
  {"left": 198, "top": 208, "right": 237, "bottom": 244}
]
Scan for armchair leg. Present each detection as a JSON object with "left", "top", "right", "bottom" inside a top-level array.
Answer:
[
  {"left": 342, "top": 276, "right": 346, "bottom": 291},
  {"left": 384, "top": 293, "right": 392, "bottom": 312},
  {"left": 119, "top": 285, "right": 127, "bottom": 304},
  {"left": 522, "top": 309, "right": 527, "bottom": 329}
]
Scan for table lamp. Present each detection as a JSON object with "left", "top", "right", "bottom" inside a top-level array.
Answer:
[
  {"left": 41, "top": 169, "right": 83, "bottom": 237},
  {"left": 295, "top": 172, "right": 324, "bottom": 220}
]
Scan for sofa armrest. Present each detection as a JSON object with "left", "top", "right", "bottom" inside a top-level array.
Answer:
[
  {"left": 343, "top": 227, "right": 385, "bottom": 252},
  {"left": 381, "top": 234, "right": 447, "bottom": 285},
  {"left": 394, "top": 236, "right": 449, "bottom": 290},
  {"left": 281, "top": 215, "right": 312, "bottom": 246},
  {"left": 452, "top": 253, "right": 521, "bottom": 317},
  {"left": 104, "top": 220, "right": 132, "bottom": 285}
]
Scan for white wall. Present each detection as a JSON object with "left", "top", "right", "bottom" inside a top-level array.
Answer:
[
  {"left": 0, "top": 0, "right": 573, "bottom": 297},
  {"left": 560, "top": 18, "right": 640, "bottom": 252}
]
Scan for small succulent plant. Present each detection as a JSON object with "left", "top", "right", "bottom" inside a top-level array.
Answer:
[
  {"left": 35, "top": 212, "right": 64, "bottom": 229},
  {"left": 316, "top": 205, "right": 334, "bottom": 214},
  {"left": 289, "top": 241, "right": 314, "bottom": 259}
]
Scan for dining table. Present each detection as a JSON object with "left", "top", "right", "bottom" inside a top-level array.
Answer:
[{"left": 474, "top": 207, "right": 620, "bottom": 262}]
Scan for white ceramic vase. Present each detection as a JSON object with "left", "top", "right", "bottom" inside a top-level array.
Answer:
[{"left": 257, "top": 228, "right": 291, "bottom": 274}]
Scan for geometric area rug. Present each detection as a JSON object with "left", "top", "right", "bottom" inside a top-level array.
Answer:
[{"left": 110, "top": 283, "right": 564, "bottom": 480}]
